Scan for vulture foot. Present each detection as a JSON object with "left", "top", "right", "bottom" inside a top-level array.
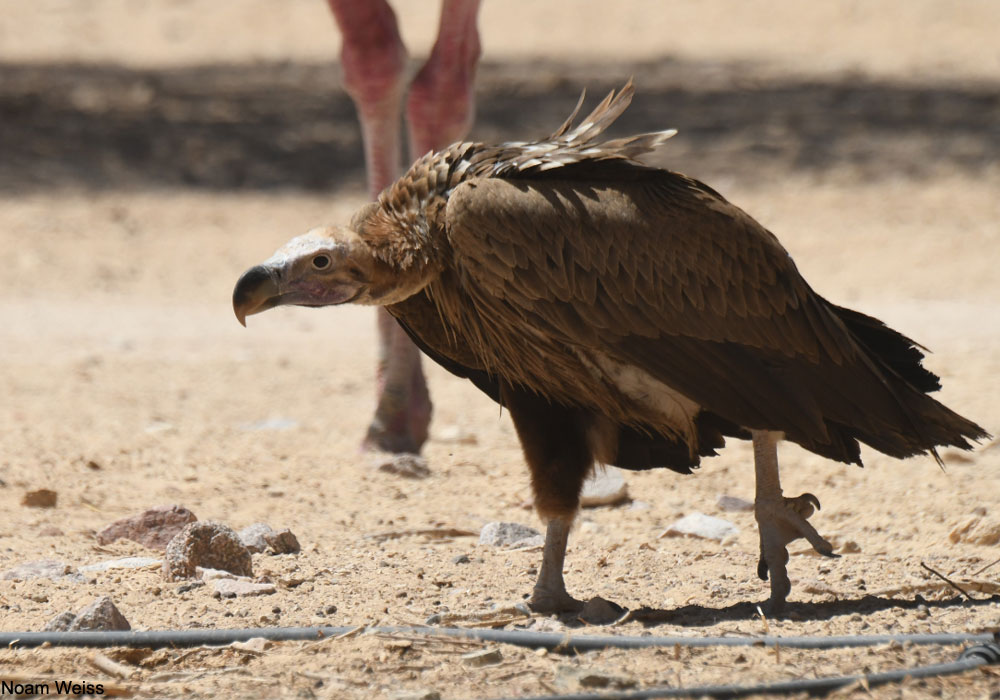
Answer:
[{"left": 755, "top": 492, "right": 838, "bottom": 612}]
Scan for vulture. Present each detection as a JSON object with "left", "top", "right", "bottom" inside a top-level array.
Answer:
[{"left": 233, "top": 81, "right": 988, "bottom": 613}]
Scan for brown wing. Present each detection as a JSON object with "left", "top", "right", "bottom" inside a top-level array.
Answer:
[{"left": 443, "top": 166, "right": 959, "bottom": 463}]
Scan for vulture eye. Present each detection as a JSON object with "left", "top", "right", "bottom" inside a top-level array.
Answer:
[{"left": 311, "top": 254, "right": 331, "bottom": 270}]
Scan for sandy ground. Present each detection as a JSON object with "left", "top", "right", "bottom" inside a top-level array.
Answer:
[{"left": 1, "top": 2, "right": 999, "bottom": 698}]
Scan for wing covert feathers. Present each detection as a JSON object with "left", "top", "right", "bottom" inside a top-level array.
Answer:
[{"left": 376, "top": 81, "right": 988, "bottom": 469}]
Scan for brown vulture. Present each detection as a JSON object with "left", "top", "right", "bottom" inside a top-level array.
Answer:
[{"left": 233, "top": 81, "right": 988, "bottom": 613}]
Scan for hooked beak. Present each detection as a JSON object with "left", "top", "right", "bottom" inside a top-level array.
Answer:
[{"left": 232, "top": 264, "right": 281, "bottom": 327}]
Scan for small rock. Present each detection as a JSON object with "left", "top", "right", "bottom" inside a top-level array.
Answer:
[
  {"left": 1, "top": 559, "right": 84, "bottom": 583},
  {"left": 212, "top": 579, "right": 276, "bottom": 597},
  {"left": 176, "top": 581, "right": 205, "bottom": 594},
  {"left": 44, "top": 611, "right": 78, "bottom": 632},
  {"left": 948, "top": 515, "right": 1000, "bottom": 546},
  {"left": 451, "top": 554, "right": 471, "bottom": 564},
  {"left": 162, "top": 522, "right": 253, "bottom": 581},
  {"left": 372, "top": 453, "right": 430, "bottom": 479},
  {"left": 717, "top": 494, "right": 754, "bottom": 512},
  {"left": 479, "top": 522, "right": 543, "bottom": 548},
  {"left": 231, "top": 637, "right": 272, "bottom": 653},
  {"left": 839, "top": 540, "right": 862, "bottom": 554},
  {"left": 661, "top": 512, "right": 739, "bottom": 541},
  {"left": 21, "top": 489, "right": 57, "bottom": 508},
  {"left": 579, "top": 467, "right": 629, "bottom": 507},
  {"left": 239, "top": 523, "right": 301, "bottom": 554},
  {"left": 461, "top": 648, "right": 503, "bottom": 667},
  {"left": 96, "top": 505, "right": 197, "bottom": 551},
  {"left": 39, "top": 526, "right": 64, "bottom": 537},
  {"left": 64, "top": 596, "right": 131, "bottom": 631},
  {"left": 80, "top": 557, "right": 162, "bottom": 573}
]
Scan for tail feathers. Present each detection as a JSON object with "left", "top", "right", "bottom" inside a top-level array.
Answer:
[
  {"left": 831, "top": 303, "right": 940, "bottom": 393},
  {"left": 825, "top": 302, "right": 990, "bottom": 461}
]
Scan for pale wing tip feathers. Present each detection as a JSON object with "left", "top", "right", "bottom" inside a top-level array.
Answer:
[{"left": 488, "top": 79, "right": 677, "bottom": 176}]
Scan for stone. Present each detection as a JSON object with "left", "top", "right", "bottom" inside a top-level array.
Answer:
[
  {"left": 661, "top": 512, "right": 739, "bottom": 541},
  {"left": 64, "top": 596, "right": 131, "bottom": 631},
  {"left": 21, "top": 489, "right": 57, "bottom": 508},
  {"left": 212, "top": 579, "right": 276, "bottom": 597},
  {"left": 461, "top": 648, "right": 503, "bottom": 667},
  {"left": 43, "top": 611, "right": 78, "bottom": 632},
  {"left": 231, "top": 637, "right": 272, "bottom": 653},
  {"left": 717, "top": 494, "right": 754, "bottom": 512},
  {"left": 96, "top": 505, "right": 198, "bottom": 551},
  {"left": 479, "top": 522, "right": 543, "bottom": 548},
  {"left": 162, "top": 521, "right": 253, "bottom": 581},
  {"left": 948, "top": 515, "right": 1000, "bottom": 546},
  {"left": 80, "top": 557, "right": 162, "bottom": 573},
  {"left": 1, "top": 559, "right": 84, "bottom": 583},
  {"left": 579, "top": 467, "right": 629, "bottom": 507},
  {"left": 239, "top": 523, "right": 301, "bottom": 554}
]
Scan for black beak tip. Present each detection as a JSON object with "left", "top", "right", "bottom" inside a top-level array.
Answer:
[{"left": 233, "top": 265, "right": 277, "bottom": 326}]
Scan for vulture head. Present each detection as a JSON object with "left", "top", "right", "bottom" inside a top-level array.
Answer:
[{"left": 233, "top": 219, "right": 433, "bottom": 326}]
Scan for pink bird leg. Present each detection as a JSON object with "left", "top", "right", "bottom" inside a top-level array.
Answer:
[{"left": 327, "top": 0, "right": 481, "bottom": 453}]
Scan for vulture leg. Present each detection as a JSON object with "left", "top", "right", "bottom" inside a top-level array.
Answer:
[
  {"left": 752, "top": 430, "right": 838, "bottom": 612},
  {"left": 501, "top": 384, "right": 592, "bottom": 614},
  {"left": 327, "top": 0, "right": 431, "bottom": 453}
]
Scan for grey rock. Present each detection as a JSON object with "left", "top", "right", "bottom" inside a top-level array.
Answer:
[
  {"left": 479, "top": 522, "right": 543, "bottom": 548},
  {"left": 717, "top": 494, "right": 754, "bottom": 512},
  {"left": 69, "top": 596, "right": 130, "bottom": 631},
  {"left": 451, "top": 554, "right": 471, "bottom": 564},
  {"left": 96, "top": 505, "right": 198, "bottom": 551},
  {"left": 238, "top": 523, "right": 301, "bottom": 554},
  {"left": 162, "top": 521, "right": 253, "bottom": 581},
  {"left": 661, "top": 512, "right": 739, "bottom": 541},
  {"left": 461, "top": 648, "right": 503, "bottom": 667},
  {"left": 43, "top": 611, "right": 78, "bottom": 632},
  {"left": 2, "top": 559, "right": 84, "bottom": 583},
  {"left": 579, "top": 467, "right": 629, "bottom": 507}
]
